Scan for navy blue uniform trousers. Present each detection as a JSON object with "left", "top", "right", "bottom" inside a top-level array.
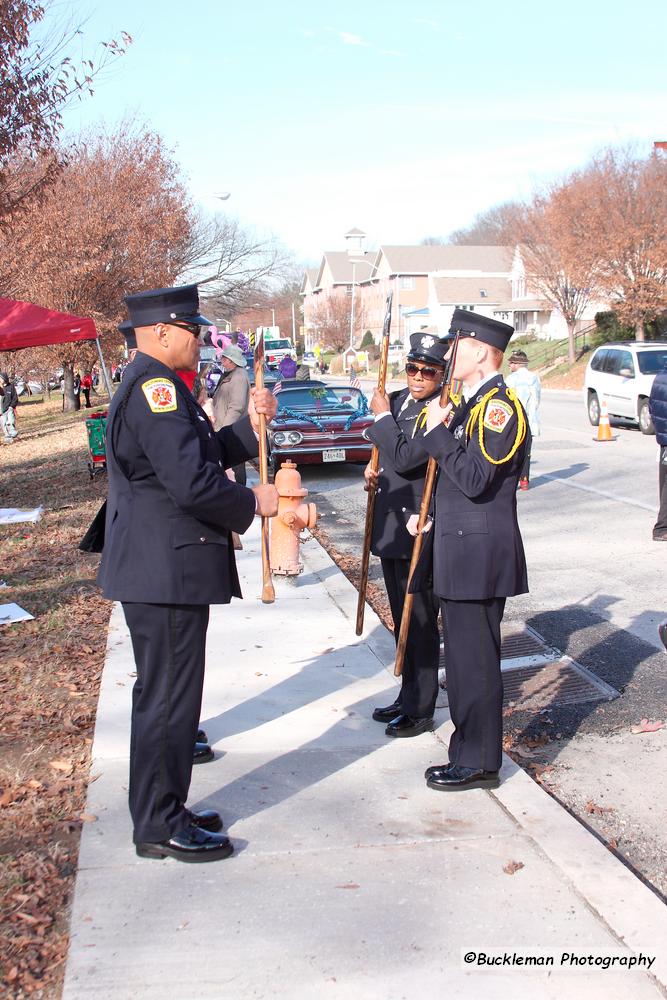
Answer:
[
  {"left": 381, "top": 557, "right": 440, "bottom": 718},
  {"left": 122, "top": 602, "right": 209, "bottom": 844},
  {"left": 440, "top": 596, "right": 506, "bottom": 772}
]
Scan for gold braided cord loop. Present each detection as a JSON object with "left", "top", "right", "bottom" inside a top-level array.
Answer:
[
  {"left": 414, "top": 405, "right": 428, "bottom": 437},
  {"left": 465, "top": 387, "right": 526, "bottom": 465}
]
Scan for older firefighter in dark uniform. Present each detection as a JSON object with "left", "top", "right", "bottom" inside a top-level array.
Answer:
[
  {"left": 419, "top": 310, "right": 528, "bottom": 791},
  {"left": 364, "top": 333, "right": 449, "bottom": 737},
  {"left": 98, "top": 284, "right": 278, "bottom": 862}
]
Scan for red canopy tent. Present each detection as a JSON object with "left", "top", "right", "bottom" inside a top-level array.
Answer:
[{"left": 0, "top": 297, "right": 112, "bottom": 394}]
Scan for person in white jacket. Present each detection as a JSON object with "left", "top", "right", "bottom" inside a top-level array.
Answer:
[{"left": 506, "top": 349, "right": 541, "bottom": 489}]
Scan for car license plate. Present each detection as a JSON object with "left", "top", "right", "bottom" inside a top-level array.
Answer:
[{"left": 322, "top": 448, "right": 346, "bottom": 462}]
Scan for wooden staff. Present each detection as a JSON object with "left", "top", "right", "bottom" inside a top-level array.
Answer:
[
  {"left": 393, "top": 333, "right": 460, "bottom": 676},
  {"left": 355, "top": 292, "right": 393, "bottom": 636},
  {"left": 253, "top": 330, "right": 275, "bottom": 604}
]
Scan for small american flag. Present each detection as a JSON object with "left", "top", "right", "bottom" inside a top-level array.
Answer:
[
  {"left": 273, "top": 381, "right": 282, "bottom": 394},
  {"left": 351, "top": 375, "right": 362, "bottom": 390}
]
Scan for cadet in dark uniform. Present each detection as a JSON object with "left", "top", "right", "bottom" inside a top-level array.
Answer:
[
  {"left": 419, "top": 310, "right": 528, "bottom": 790},
  {"left": 365, "top": 333, "right": 448, "bottom": 737},
  {"left": 98, "top": 284, "right": 278, "bottom": 862}
]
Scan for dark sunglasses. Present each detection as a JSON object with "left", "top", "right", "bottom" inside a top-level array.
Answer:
[
  {"left": 170, "top": 321, "right": 202, "bottom": 338},
  {"left": 405, "top": 362, "right": 442, "bottom": 380}
]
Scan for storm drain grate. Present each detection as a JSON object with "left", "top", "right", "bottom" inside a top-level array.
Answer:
[
  {"left": 437, "top": 622, "right": 619, "bottom": 710},
  {"left": 438, "top": 626, "right": 553, "bottom": 671},
  {"left": 502, "top": 656, "right": 619, "bottom": 709},
  {"left": 500, "top": 628, "right": 552, "bottom": 662}
]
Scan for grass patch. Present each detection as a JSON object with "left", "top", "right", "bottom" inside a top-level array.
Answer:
[{"left": 15, "top": 393, "right": 111, "bottom": 436}]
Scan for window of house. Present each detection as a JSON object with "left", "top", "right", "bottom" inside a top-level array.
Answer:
[
  {"left": 399, "top": 276, "right": 415, "bottom": 290},
  {"left": 345, "top": 285, "right": 353, "bottom": 297},
  {"left": 480, "top": 289, "right": 487, "bottom": 297}
]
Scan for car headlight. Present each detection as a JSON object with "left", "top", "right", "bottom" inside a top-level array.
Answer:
[
  {"left": 272, "top": 431, "right": 286, "bottom": 445},
  {"left": 287, "top": 431, "right": 303, "bottom": 445}
]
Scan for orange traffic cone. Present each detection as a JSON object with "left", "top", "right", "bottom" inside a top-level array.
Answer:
[{"left": 594, "top": 398, "right": 614, "bottom": 442}]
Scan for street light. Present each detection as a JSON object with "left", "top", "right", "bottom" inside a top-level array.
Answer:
[
  {"left": 251, "top": 303, "right": 275, "bottom": 328},
  {"left": 215, "top": 191, "right": 231, "bottom": 201}
]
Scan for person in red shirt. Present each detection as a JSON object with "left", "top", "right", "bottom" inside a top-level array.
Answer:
[{"left": 81, "top": 371, "right": 93, "bottom": 408}]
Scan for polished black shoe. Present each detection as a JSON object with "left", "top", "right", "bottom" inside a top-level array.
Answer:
[
  {"left": 385, "top": 714, "right": 434, "bottom": 738},
  {"left": 372, "top": 701, "right": 402, "bottom": 723},
  {"left": 659, "top": 621, "right": 667, "bottom": 652},
  {"left": 424, "top": 761, "right": 455, "bottom": 780},
  {"left": 192, "top": 741, "right": 214, "bottom": 765},
  {"left": 426, "top": 763, "right": 500, "bottom": 791},
  {"left": 136, "top": 823, "right": 233, "bottom": 863},
  {"left": 185, "top": 808, "right": 223, "bottom": 832},
  {"left": 197, "top": 728, "right": 208, "bottom": 743}
]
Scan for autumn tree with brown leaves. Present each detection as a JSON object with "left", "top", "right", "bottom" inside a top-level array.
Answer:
[
  {"left": 514, "top": 179, "right": 601, "bottom": 364},
  {"left": 448, "top": 201, "right": 524, "bottom": 246},
  {"left": 310, "top": 292, "right": 367, "bottom": 353},
  {"left": 573, "top": 148, "right": 667, "bottom": 341},
  {"left": 0, "top": 0, "right": 130, "bottom": 225},
  {"left": 0, "top": 123, "right": 191, "bottom": 408}
]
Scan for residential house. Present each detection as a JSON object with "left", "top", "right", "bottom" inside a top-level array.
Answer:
[{"left": 493, "top": 247, "right": 608, "bottom": 340}]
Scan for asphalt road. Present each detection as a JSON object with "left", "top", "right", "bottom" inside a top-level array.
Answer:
[{"left": 292, "top": 385, "right": 667, "bottom": 897}]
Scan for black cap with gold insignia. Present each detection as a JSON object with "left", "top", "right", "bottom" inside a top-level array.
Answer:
[
  {"left": 446, "top": 308, "right": 514, "bottom": 352},
  {"left": 406, "top": 332, "right": 448, "bottom": 366},
  {"left": 124, "top": 284, "right": 212, "bottom": 330},
  {"left": 118, "top": 319, "right": 136, "bottom": 351}
]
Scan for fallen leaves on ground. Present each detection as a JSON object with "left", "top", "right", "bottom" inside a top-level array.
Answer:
[
  {"left": 0, "top": 413, "right": 111, "bottom": 997},
  {"left": 585, "top": 800, "right": 614, "bottom": 815},
  {"left": 503, "top": 860, "right": 525, "bottom": 875},
  {"left": 630, "top": 719, "right": 664, "bottom": 734}
]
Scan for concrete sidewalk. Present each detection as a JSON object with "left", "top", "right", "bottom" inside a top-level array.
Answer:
[{"left": 63, "top": 520, "right": 667, "bottom": 999}]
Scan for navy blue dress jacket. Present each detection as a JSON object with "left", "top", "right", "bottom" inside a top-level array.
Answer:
[{"left": 98, "top": 353, "right": 258, "bottom": 605}]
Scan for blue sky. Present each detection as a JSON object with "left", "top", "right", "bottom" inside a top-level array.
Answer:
[{"left": 61, "top": 0, "right": 667, "bottom": 263}]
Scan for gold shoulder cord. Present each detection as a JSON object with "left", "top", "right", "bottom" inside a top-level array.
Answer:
[
  {"left": 465, "top": 387, "right": 526, "bottom": 465},
  {"left": 413, "top": 405, "right": 428, "bottom": 437}
]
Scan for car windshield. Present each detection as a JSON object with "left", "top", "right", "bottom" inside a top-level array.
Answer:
[
  {"left": 277, "top": 386, "right": 365, "bottom": 411},
  {"left": 637, "top": 350, "right": 667, "bottom": 375},
  {"left": 266, "top": 340, "right": 291, "bottom": 350}
]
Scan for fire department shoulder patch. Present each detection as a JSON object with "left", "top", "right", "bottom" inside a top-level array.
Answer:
[
  {"left": 141, "top": 378, "right": 177, "bottom": 413},
  {"left": 483, "top": 399, "right": 512, "bottom": 433}
]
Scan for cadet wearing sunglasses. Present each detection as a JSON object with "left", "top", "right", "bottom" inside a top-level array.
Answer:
[
  {"left": 405, "top": 362, "right": 441, "bottom": 380},
  {"left": 363, "top": 333, "right": 448, "bottom": 738}
]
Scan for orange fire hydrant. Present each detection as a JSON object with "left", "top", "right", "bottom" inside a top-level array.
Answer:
[{"left": 270, "top": 460, "right": 317, "bottom": 576}]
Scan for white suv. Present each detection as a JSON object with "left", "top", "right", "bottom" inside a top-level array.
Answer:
[{"left": 583, "top": 341, "right": 667, "bottom": 435}]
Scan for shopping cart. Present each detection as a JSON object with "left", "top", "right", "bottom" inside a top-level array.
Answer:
[{"left": 85, "top": 410, "right": 108, "bottom": 479}]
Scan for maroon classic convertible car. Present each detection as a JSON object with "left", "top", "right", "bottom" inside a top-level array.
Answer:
[{"left": 269, "top": 380, "right": 373, "bottom": 468}]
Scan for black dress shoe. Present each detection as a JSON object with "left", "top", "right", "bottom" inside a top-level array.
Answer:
[
  {"left": 385, "top": 714, "right": 434, "bottom": 738},
  {"left": 192, "top": 741, "right": 214, "bottom": 765},
  {"left": 372, "top": 701, "right": 402, "bottom": 723},
  {"left": 185, "top": 808, "right": 223, "bottom": 832},
  {"left": 424, "top": 761, "right": 455, "bottom": 780},
  {"left": 197, "top": 728, "right": 208, "bottom": 743},
  {"left": 426, "top": 763, "right": 500, "bottom": 791},
  {"left": 659, "top": 621, "right": 667, "bottom": 652},
  {"left": 136, "top": 823, "right": 233, "bottom": 863}
]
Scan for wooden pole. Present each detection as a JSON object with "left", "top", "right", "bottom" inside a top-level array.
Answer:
[
  {"left": 393, "top": 334, "right": 460, "bottom": 676},
  {"left": 355, "top": 292, "right": 393, "bottom": 635},
  {"left": 254, "top": 330, "right": 275, "bottom": 604}
]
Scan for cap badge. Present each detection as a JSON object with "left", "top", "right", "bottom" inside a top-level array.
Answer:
[{"left": 420, "top": 335, "right": 436, "bottom": 349}]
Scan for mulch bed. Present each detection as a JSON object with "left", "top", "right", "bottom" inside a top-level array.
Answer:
[{"left": 0, "top": 418, "right": 110, "bottom": 998}]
